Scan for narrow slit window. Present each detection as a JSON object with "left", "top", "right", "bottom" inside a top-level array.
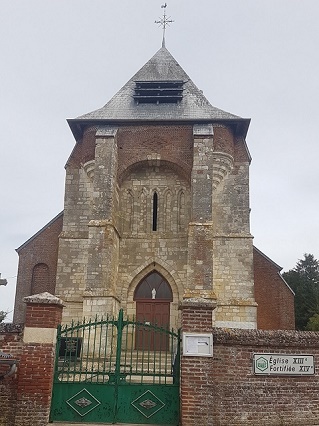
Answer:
[{"left": 152, "top": 192, "right": 158, "bottom": 231}]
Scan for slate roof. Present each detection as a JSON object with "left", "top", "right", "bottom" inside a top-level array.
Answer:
[{"left": 68, "top": 47, "right": 250, "bottom": 139}]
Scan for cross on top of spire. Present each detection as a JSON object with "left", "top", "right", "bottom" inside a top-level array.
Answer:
[{"left": 155, "top": 3, "right": 174, "bottom": 48}]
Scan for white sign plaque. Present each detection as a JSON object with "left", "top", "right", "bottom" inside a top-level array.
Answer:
[
  {"left": 183, "top": 333, "right": 213, "bottom": 357},
  {"left": 253, "top": 353, "right": 315, "bottom": 376}
]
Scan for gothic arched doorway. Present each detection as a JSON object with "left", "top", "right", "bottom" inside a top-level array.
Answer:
[{"left": 134, "top": 271, "right": 173, "bottom": 350}]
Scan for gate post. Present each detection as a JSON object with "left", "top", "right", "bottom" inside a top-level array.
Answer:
[
  {"left": 180, "top": 293, "right": 216, "bottom": 426},
  {"left": 14, "top": 292, "right": 64, "bottom": 426}
]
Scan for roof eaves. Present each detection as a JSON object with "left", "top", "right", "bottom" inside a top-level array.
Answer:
[
  {"left": 277, "top": 272, "right": 295, "bottom": 296},
  {"left": 67, "top": 119, "right": 84, "bottom": 142},
  {"left": 68, "top": 116, "right": 250, "bottom": 141}
]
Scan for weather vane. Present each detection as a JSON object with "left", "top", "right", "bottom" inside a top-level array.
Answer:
[{"left": 155, "top": 3, "right": 174, "bottom": 48}]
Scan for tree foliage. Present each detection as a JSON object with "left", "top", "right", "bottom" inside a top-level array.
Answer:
[
  {"left": 283, "top": 254, "right": 319, "bottom": 330},
  {"left": 306, "top": 314, "right": 319, "bottom": 331},
  {"left": 0, "top": 310, "right": 8, "bottom": 323}
]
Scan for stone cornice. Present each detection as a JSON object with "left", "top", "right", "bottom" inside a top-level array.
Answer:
[
  {"left": 88, "top": 220, "right": 120, "bottom": 238},
  {"left": 213, "top": 232, "right": 253, "bottom": 239},
  {"left": 23, "top": 292, "right": 64, "bottom": 306}
]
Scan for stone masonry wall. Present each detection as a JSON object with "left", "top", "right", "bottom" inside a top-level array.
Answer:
[
  {"left": 119, "top": 163, "right": 189, "bottom": 330},
  {"left": 187, "top": 129, "right": 214, "bottom": 302},
  {"left": 212, "top": 236, "right": 256, "bottom": 327},
  {"left": 13, "top": 120, "right": 295, "bottom": 331},
  {"left": 55, "top": 152, "right": 93, "bottom": 323},
  {"left": 212, "top": 127, "right": 256, "bottom": 328},
  {"left": 120, "top": 164, "right": 189, "bottom": 235}
]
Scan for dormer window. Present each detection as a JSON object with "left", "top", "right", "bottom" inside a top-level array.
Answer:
[{"left": 134, "top": 80, "right": 183, "bottom": 104}]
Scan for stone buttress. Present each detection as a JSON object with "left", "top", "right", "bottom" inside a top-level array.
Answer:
[{"left": 55, "top": 46, "right": 257, "bottom": 328}]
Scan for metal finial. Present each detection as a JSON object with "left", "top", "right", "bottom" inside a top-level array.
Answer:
[{"left": 155, "top": 3, "right": 174, "bottom": 48}]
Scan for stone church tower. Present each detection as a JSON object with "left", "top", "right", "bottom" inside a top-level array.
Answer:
[{"left": 13, "top": 46, "right": 295, "bottom": 330}]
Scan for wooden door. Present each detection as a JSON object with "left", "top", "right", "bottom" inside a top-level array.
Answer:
[{"left": 135, "top": 300, "right": 170, "bottom": 351}]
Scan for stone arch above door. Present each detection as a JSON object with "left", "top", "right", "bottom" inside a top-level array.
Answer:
[
  {"left": 126, "top": 262, "right": 181, "bottom": 301},
  {"left": 125, "top": 263, "right": 182, "bottom": 331},
  {"left": 134, "top": 271, "right": 173, "bottom": 301}
]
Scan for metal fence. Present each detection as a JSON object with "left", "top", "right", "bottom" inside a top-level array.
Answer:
[{"left": 54, "top": 309, "right": 180, "bottom": 385}]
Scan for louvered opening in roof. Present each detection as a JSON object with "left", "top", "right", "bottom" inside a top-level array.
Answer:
[{"left": 133, "top": 80, "right": 184, "bottom": 104}]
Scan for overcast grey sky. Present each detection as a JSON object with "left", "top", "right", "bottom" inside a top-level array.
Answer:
[{"left": 1, "top": 1, "right": 319, "bottom": 321}]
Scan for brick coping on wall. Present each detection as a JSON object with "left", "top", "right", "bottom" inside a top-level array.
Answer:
[
  {"left": 0, "top": 323, "right": 23, "bottom": 334},
  {"left": 212, "top": 328, "right": 319, "bottom": 347}
]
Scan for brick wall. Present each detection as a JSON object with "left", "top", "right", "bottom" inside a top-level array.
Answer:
[
  {"left": 181, "top": 303, "right": 319, "bottom": 426},
  {"left": 66, "top": 125, "right": 97, "bottom": 167},
  {"left": 24, "top": 303, "right": 64, "bottom": 328},
  {"left": 13, "top": 213, "right": 63, "bottom": 323},
  {"left": 117, "top": 125, "right": 194, "bottom": 183},
  {"left": 14, "top": 343, "right": 55, "bottom": 425},
  {"left": 1, "top": 295, "right": 316, "bottom": 426},
  {"left": 210, "top": 329, "right": 319, "bottom": 426},
  {"left": 1, "top": 293, "right": 63, "bottom": 426},
  {"left": 213, "top": 125, "right": 235, "bottom": 157},
  {"left": 0, "top": 324, "right": 23, "bottom": 426},
  {"left": 31, "top": 263, "right": 50, "bottom": 294},
  {"left": 181, "top": 301, "right": 215, "bottom": 426},
  {"left": 254, "top": 246, "right": 295, "bottom": 329},
  {"left": 14, "top": 293, "right": 63, "bottom": 426}
]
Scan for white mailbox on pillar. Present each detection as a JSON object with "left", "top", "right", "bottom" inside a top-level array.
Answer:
[{"left": 182, "top": 333, "right": 213, "bottom": 357}]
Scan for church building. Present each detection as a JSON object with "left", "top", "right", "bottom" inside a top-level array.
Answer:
[{"left": 13, "top": 45, "right": 294, "bottom": 331}]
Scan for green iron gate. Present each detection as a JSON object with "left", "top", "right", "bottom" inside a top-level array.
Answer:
[{"left": 50, "top": 309, "right": 180, "bottom": 424}]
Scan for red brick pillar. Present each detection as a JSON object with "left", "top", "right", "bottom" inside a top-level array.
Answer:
[
  {"left": 180, "top": 296, "right": 216, "bottom": 426},
  {"left": 14, "top": 292, "right": 63, "bottom": 426}
]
